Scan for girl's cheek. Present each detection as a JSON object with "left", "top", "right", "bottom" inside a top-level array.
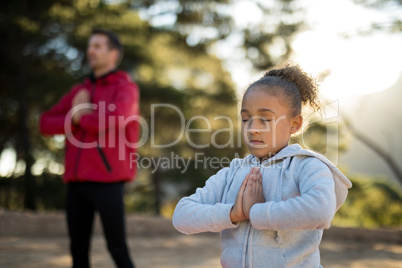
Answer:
[{"left": 241, "top": 125, "right": 248, "bottom": 143}]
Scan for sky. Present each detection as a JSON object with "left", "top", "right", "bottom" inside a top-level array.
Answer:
[
  {"left": 292, "top": 0, "right": 402, "bottom": 99},
  {"left": 216, "top": 0, "right": 402, "bottom": 101}
]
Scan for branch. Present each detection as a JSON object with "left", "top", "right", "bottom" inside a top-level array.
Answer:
[{"left": 342, "top": 114, "right": 402, "bottom": 187}]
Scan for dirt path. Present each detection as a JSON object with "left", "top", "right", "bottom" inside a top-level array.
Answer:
[
  {"left": 0, "top": 211, "right": 401, "bottom": 267},
  {"left": 1, "top": 234, "right": 401, "bottom": 268}
]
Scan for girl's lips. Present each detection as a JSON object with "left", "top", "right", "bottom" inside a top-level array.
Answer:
[{"left": 250, "top": 140, "right": 264, "bottom": 144}]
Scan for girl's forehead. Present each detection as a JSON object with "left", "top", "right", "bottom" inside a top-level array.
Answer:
[
  {"left": 241, "top": 89, "right": 290, "bottom": 114},
  {"left": 242, "top": 89, "right": 282, "bottom": 105},
  {"left": 243, "top": 85, "right": 284, "bottom": 99}
]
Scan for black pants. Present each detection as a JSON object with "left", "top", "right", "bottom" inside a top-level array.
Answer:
[{"left": 66, "top": 181, "right": 135, "bottom": 268}]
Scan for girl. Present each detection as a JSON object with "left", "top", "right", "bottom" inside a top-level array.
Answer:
[{"left": 173, "top": 65, "right": 352, "bottom": 268}]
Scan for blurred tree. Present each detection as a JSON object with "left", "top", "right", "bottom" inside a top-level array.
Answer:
[
  {"left": 129, "top": 0, "right": 306, "bottom": 214},
  {"left": 133, "top": 0, "right": 305, "bottom": 70},
  {"left": 0, "top": 0, "right": 304, "bottom": 214},
  {"left": 1, "top": 0, "right": 399, "bottom": 229},
  {"left": 0, "top": 0, "right": 240, "bottom": 213},
  {"left": 0, "top": 0, "right": 74, "bottom": 210},
  {"left": 333, "top": 174, "right": 402, "bottom": 228},
  {"left": 353, "top": 0, "right": 402, "bottom": 33}
]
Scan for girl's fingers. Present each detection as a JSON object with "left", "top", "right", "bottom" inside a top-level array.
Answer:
[
  {"left": 254, "top": 175, "right": 259, "bottom": 193},
  {"left": 238, "top": 174, "right": 249, "bottom": 200},
  {"left": 253, "top": 167, "right": 259, "bottom": 174},
  {"left": 256, "top": 178, "right": 261, "bottom": 192},
  {"left": 243, "top": 174, "right": 250, "bottom": 185},
  {"left": 246, "top": 175, "right": 253, "bottom": 188},
  {"left": 239, "top": 174, "right": 249, "bottom": 192},
  {"left": 246, "top": 174, "right": 251, "bottom": 184},
  {"left": 246, "top": 167, "right": 262, "bottom": 194}
]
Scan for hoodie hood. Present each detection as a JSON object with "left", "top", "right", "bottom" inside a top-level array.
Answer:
[{"left": 247, "top": 143, "right": 352, "bottom": 211}]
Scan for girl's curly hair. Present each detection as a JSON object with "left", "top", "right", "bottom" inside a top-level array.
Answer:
[{"left": 243, "top": 64, "right": 320, "bottom": 116}]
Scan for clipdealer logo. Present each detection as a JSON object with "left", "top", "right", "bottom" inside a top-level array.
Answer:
[{"left": 64, "top": 101, "right": 340, "bottom": 170}]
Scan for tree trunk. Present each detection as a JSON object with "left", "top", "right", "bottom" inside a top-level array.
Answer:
[
  {"left": 152, "top": 169, "right": 161, "bottom": 215},
  {"left": 19, "top": 80, "right": 36, "bottom": 211}
]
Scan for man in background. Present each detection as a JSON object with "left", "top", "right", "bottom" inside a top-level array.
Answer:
[{"left": 40, "top": 29, "right": 139, "bottom": 268}]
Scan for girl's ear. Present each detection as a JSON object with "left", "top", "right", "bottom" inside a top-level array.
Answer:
[{"left": 290, "top": 115, "right": 303, "bottom": 134}]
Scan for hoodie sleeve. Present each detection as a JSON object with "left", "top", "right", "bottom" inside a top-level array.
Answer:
[
  {"left": 39, "top": 86, "right": 79, "bottom": 136},
  {"left": 172, "top": 167, "right": 239, "bottom": 235},
  {"left": 79, "top": 82, "right": 139, "bottom": 135},
  {"left": 250, "top": 157, "right": 337, "bottom": 230}
]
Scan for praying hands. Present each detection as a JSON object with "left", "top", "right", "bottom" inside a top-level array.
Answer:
[{"left": 230, "top": 167, "right": 265, "bottom": 224}]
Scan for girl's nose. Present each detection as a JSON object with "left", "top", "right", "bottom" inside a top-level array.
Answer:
[
  {"left": 247, "top": 119, "right": 266, "bottom": 134},
  {"left": 249, "top": 127, "right": 261, "bottom": 134}
]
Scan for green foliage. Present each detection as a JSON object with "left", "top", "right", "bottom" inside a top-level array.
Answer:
[
  {"left": 1, "top": 0, "right": 303, "bottom": 213},
  {"left": 0, "top": 0, "right": 245, "bottom": 212},
  {"left": 133, "top": 0, "right": 304, "bottom": 70},
  {"left": 7, "top": 0, "right": 394, "bottom": 229},
  {"left": 333, "top": 174, "right": 402, "bottom": 228},
  {"left": 0, "top": 172, "right": 66, "bottom": 211}
]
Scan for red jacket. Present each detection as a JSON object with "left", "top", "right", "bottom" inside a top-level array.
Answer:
[{"left": 40, "top": 70, "right": 139, "bottom": 183}]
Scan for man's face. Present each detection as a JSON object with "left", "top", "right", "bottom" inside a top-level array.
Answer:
[{"left": 86, "top": 34, "right": 116, "bottom": 70}]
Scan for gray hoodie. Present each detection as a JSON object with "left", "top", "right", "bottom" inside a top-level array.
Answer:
[{"left": 173, "top": 144, "right": 352, "bottom": 268}]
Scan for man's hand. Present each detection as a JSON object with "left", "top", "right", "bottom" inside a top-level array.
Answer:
[
  {"left": 243, "top": 167, "right": 265, "bottom": 219},
  {"left": 72, "top": 89, "right": 91, "bottom": 125},
  {"left": 230, "top": 174, "right": 249, "bottom": 224}
]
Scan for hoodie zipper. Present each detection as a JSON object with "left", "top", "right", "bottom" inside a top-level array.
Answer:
[
  {"left": 72, "top": 82, "right": 91, "bottom": 180},
  {"left": 243, "top": 159, "right": 261, "bottom": 268},
  {"left": 97, "top": 145, "right": 112, "bottom": 172},
  {"left": 263, "top": 157, "right": 285, "bottom": 244},
  {"left": 73, "top": 79, "right": 113, "bottom": 179},
  {"left": 243, "top": 157, "right": 286, "bottom": 266},
  {"left": 90, "top": 80, "right": 112, "bottom": 173}
]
